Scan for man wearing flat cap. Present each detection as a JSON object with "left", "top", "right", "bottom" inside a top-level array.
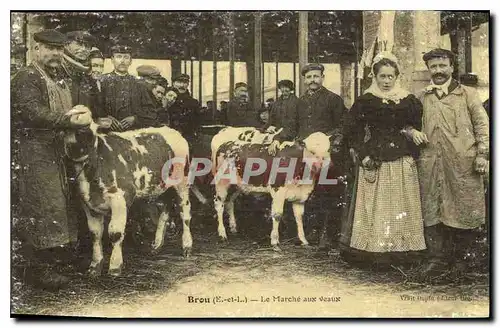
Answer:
[
  {"left": 224, "top": 82, "right": 260, "bottom": 127},
  {"left": 296, "top": 63, "right": 348, "bottom": 249},
  {"left": 100, "top": 44, "right": 153, "bottom": 131},
  {"left": 61, "top": 30, "right": 101, "bottom": 119},
  {"left": 266, "top": 79, "right": 302, "bottom": 143},
  {"left": 165, "top": 74, "right": 201, "bottom": 142},
  {"left": 12, "top": 29, "right": 93, "bottom": 289},
  {"left": 137, "top": 65, "right": 163, "bottom": 85},
  {"left": 417, "top": 48, "right": 489, "bottom": 280},
  {"left": 89, "top": 47, "right": 104, "bottom": 92}
]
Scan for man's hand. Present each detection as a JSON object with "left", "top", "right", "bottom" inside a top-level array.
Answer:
[
  {"left": 107, "top": 116, "right": 123, "bottom": 131},
  {"left": 475, "top": 156, "right": 488, "bottom": 175},
  {"left": 268, "top": 140, "right": 280, "bottom": 156},
  {"left": 120, "top": 116, "right": 136, "bottom": 130},
  {"left": 265, "top": 126, "right": 278, "bottom": 134},
  {"left": 411, "top": 130, "right": 429, "bottom": 146},
  {"left": 402, "top": 127, "right": 428, "bottom": 146},
  {"left": 362, "top": 156, "right": 377, "bottom": 170},
  {"left": 96, "top": 117, "right": 112, "bottom": 129}
]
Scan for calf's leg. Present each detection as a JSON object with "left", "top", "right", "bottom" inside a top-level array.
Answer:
[
  {"left": 83, "top": 205, "right": 104, "bottom": 277},
  {"left": 151, "top": 207, "right": 170, "bottom": 254},
  {"left": 270, "top": 192, "right": 286, "bottom": 249},
  {"left": 226, "top": 191, "right": 240, "bottom": 234},
  {"left": 292, "top": 202, "right": 309, "bottom": 246},
  {"left": 175, "top": 180, "right": 193, "bottom": 257},
  {"left": 214, "top": 183, "right": 229, "bottom": 241},
  {"left": 107, "top": 192, "right": 127, "bottom": 276}
]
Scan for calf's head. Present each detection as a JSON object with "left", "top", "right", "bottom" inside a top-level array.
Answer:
[{"left": 62, "top": 105, "right": 98, "bottom": 162}]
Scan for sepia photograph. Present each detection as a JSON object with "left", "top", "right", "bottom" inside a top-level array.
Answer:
[{"left": 9, "top": 10, "right": 490, "bottom": 318}]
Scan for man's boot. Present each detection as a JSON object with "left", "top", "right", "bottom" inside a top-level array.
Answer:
[{"left": 418, "top": 224, "right": 448, "bottom": 281}]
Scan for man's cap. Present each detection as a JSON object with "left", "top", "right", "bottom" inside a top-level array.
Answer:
[
  {"left": 109, "top": 44, "right": 133, "bottom": 56},
  {"left": 33, "top": 29, "right": 67, "bottom": 47},
  {"left": 156, "top": 77, "right": 169, "bottom": 88},
  {"left": 172, "top": 74, "right": 190, "bottom": 83},
  {"left": 422, "top": 48, "right": 455, "bottom": 63},
  {"left": 301, "top": 63, "right": 324, "bottom": 76},
  {"left": 277, "top": 79, "right": 294, "bottom": 90},
  {"left": 234, "top": 82, "right": 248, "bottom": 90},
  {"left": 89, "top": 47, "right": 104, "bottom": 59},
  {"left": 65, "top": 31, "right": 97, "bottom": 46},
  {"left": 137, "top": 65, "right": 161, "bottom": 78}
]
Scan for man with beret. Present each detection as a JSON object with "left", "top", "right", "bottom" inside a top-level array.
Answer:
[
  {"left": 417, "top": 48, "right": 489, "bottom": 280},
  {"left": 224, "top": 82, "right": 260, "bottom": 127},
  {"left": 100, "top": 44, "right": 153, "bottom": 131},
  {"left": 12, "top": 29, "right": 92, "bottom": 289},
  {"left": 61, "top": 31, "right": 102, "bottom": 120},
  {"left": 165, "top": 74, "right": 201, "bottom": 142}
]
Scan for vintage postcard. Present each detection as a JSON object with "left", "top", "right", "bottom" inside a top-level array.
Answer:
[{"left": 10, "top": 10, "right": 490, "bottom": 318}]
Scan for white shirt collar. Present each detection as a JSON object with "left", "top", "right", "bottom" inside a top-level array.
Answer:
[{"left": 429, "top": 77, "right": 452, "bottom": 95}]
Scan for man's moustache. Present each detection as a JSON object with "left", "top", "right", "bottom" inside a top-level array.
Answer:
[{"left": 432, "top": 73, "right": 447, "bottom": 79}]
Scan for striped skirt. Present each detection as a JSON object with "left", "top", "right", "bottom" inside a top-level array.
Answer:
[{"left": 348, "top": 156, "right": 426, "bottom": 253}]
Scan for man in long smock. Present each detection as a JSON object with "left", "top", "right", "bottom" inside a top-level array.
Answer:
[{"left": 417, "top": 48, "right": 489, "bottom": 278}]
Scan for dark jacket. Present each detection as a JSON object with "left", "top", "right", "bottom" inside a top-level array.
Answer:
[
  {"left": 136, "top": 80, "right": 165, "bottom": 128},
  {"left": 164, "top": 90, "right": 200, "bottom": 139},
  {"left": 268, "top": 94, "right": 302, "bottom": 142},
  {"left": 100, "top": 72, "right": 152, "bottom": 128},
  {"left": 345, "top": 93, "right": 423, "bottom": 162},
  {"left": 61, "top": 60, "right": 101, "bottom": 118},
  {"left": 297, "top": 87, "right": 347, "bottom": 139},
  {"left": 11, "top": 65, "right": 73, "bottom": 130},
  {"left": 225, "top": 100, "right": 260, "bottom": 128}
]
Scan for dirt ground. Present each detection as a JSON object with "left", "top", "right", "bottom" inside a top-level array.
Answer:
[{"left": 11, "top": 202, "right": 490, "bottom": 319}]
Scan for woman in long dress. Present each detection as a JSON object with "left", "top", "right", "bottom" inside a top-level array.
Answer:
[{"left": 340, "top": 52, "right": 428, "bottom": 266}]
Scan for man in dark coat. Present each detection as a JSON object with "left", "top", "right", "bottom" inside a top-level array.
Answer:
[
  {"left": 136, "top": 65, "right": 170, "bottom": 127},
  {"left": 166, "top": 74, "right": 201, "bottom": 143},
  {"left": 89, "top": 47, "right": 104, "bottom": 92},
  {"left": 100, "top": 45, "right": 152, "bottom": 131},
  {"left": 62, "top": 31, "right": 102, "bottom": 123},
  {"left": 12, "top": 30, "right": 92, "bottom": 289},
  {"left": 224, "top": 82, "right": 260, "bottom": 128},
  {"left": 266, "top": 80, "right": 302, "bottom": 141},
  {"left": 298, "top": 63, "right": 348, "bottom": 249}
]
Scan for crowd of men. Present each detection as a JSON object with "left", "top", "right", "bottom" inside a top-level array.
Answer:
[{"left": 11, "top": 28, "right": 489, "bottom": 289}]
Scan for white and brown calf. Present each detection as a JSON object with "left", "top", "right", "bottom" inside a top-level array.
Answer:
[
  {"left": 210, "top": 127, "right": 332, "bottom": 249},
  {"left": 63, "top": 107, "right": 192, "bottom": 277}
]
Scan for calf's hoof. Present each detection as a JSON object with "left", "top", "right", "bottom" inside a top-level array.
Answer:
[
  {"left": 217, "top": 235, "right": 228, "bottom": 244},
  {"left": 108, "top": 267, "right": 122, "bottom": 277},
  {"left": 88, "top": 261, "right": 103, "bottom": 278},
  {"left": 183, "top": 247, "right": 192, "bottom": 258},
  {"left": 272, "top": 245, "right": 282, "bottom": 252},
  {"left": 229, "top": 227, "right": 238, "bottom": 234}
]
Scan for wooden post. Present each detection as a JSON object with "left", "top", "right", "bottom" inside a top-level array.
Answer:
[
  {"left": 190, "top": 58, "right": 194, "bottom": 95},
  {"left": 198, "top": 25, "right": 203, "bottom": 104},
  {"left": 228, "top": 12, "right": 235, "bottom": 103},
  {"left": 254, "top": 12, "right": 262, "bottom": 111},
  {"left": 293, "top": 62, "right": 297, "bottom": 95},
  {"left": 212, "top": 14, "right": 218, "bottom": 121},
  {"left": 26, "top": 13, "right": 43, "bottom": 65},
  {"left": 275, "top": 52, "right": 279, "bottom": 99},
  {"left": 298, "top": 11, "right": 308, "bottom": 96}
]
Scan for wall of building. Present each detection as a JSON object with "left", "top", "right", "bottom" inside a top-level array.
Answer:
[{"left": 441, "top": 22, "right": 489, "bottom": 102}]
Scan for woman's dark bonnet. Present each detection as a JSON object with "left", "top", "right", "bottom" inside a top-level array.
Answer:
[{"left": 373, "top": 58, "right": 400, "bottom": 77}]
